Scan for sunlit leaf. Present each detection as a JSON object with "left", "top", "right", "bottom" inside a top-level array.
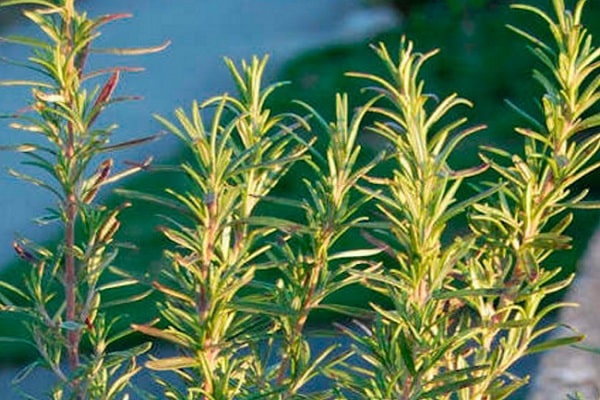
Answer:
[
  {"left": 91, "top": 40, "right": 171, "bottom": 55},
  {"left": 146, "top": 356, "right": 196, "bottom": 371}
]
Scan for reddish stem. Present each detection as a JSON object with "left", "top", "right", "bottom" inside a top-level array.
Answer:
[
  {"left": 65, "top": 191, "right": 79, "bottom": 371},
  {"left": 62, "top": 3, "right": 82, "bottom": 383},
  {"left": 276, "top": 238, "right": 329, "bottom": 391}
]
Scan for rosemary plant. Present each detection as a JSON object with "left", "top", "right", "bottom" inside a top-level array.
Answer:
[
  {"left": 0, "top": 0, "right": 166, "bottom": 398},
  {"left": 0, "top": 0, "right": 598, "bottom": 399},
  {"left": 331, "top": 0, "right": 600, "bottom": 399},
  {"left": 465, "top": 0, "right": 600, "bottom": 396},
  {"left": 259, "top": 93, "right": 385, "bottom": 398},
  {"left": 125, "top": 56, "right": 311, "bottom": 399},
  {"left": 332, "top": 38, "right": 494, "bottom": 399}
]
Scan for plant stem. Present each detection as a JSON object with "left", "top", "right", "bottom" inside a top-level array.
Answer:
[
  {"left": 199, "top": 192, "right": 217, "bottom": 399},
  {"left": 61, "top": 0, "right": 81, "bottom": 377},
  {"left": 65, "top": 192, "right": 79, "bottom": 371},
  {"left": 64, "top": 111, "right": 81, "bottom": 397},
  {"left": 276, "top": 236, "right": 329, "bottom": 392}
]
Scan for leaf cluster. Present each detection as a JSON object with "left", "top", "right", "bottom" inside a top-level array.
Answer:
[{"left": 0, "top": 0, "right": 599, "bottom": 399}]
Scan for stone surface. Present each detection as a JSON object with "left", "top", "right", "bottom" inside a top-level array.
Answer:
[{"left": 529, "top": 228, "right": 600, "bottom": 399}]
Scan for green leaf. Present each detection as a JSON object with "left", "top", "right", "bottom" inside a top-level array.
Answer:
[
  {"left": 495, "top": 318, "right": 534, "bottom": 329},
  {"left": 0, "top": 80, "right": 53, "bottom": 88},
  {"left": 61, "top": 321, "right": 84, "bottom": 331},
  {"left": 505, "top": 99, "right": 544, "bottom": 131},
  {"left": 234, "top": 300, "right": 288, "bottom": 317},
  {"left": 527, "top": 334, "right": 585, "bottom": 355},
  {"left": 314, "top": 304, "right": 372, "bottom": 319},
  {"left": 0, "top": 337, "right": 37, "bottom": 349},
  {"left": 441, "top": 182, "right": 503, "bottom": 224},
  {"left": 246, "top": 216, "right": 309, "bottom": 233},
  {"left": 572, "top": 343, "right": 600, "bottom": 355},
  {"left": 131, "top": 324, "right": 191, "bottom": 347},
  {"left": 146, "top": 356, "right": 196, "bottom": 371},
  {"left": 92, "top": 40, "right": 171, "bottom": 55},
  {"left": 115, "top": 189, "right": 187, "bottom": 212},
  {"left": 398, "top": 329, "right": 417, "bottom": 377},
  {"left": 106, "top": 342, "right": 152, "bottom": 364},
  {"left": 561, "top": 200, "right": 600, "bottom": 209},
  {"left": 12, "top": 361, "right": 41, "bottom": 385},
  {"left": 106, "top": 365, "right": 142, "bottom": 399},
  {"left": 0, "top": 0, "right": 58, "bottom": 8},
  {"left": 506, "top": 23, "right": 554, "bottom": 54},
  {"left": 436, "top": 124, "right": 487, "bottom": 167},
  {"left": 101, "top": 288, "right": 153, "bottom": 308},
  {"left": 290, "top": 344, "right": 337, "bottom": 392},
  {"left": 328, "top": 248, "right": 382, "bottom": 261},
  {"left": 152, "top": 282, "right": 194, "bottom": 305},
  {"left": 0, "top": 281, "right": 29, "bottom": 301},
  {"left": 421, "top": 375, "right": 487, "bottom": 399},
  {"left": 432, "top": 287, "right": 505, "bottom": 300},
  {"left": 97, "top": 278, "right": 138, "bottom": 292},
  {"left": 0, "top": 35, "right": 50, "bottom": 49}
]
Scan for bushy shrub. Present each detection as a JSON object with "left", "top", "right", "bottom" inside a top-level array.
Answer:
[{"left": 0, "top": 0, "right": 599, "bottom": 398}]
